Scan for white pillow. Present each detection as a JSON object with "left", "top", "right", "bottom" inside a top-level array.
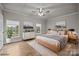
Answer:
[
  {"left": 47, "top": 30, "right": 59, "bottom": 35},
  {"left": 58, "top": 31, "right": 65, "bottom": 35}
]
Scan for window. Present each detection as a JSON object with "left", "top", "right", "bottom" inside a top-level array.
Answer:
[
  {"left": 36, "top": 24, "right": 41, "bottom": 33},
  {"left": 6, "top": 20, "right": 20, "bottom": 39}
]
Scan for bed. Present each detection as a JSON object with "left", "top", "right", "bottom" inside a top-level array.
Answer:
[{"left": 36, "top": 34, "right": 68, "bottom": 53}]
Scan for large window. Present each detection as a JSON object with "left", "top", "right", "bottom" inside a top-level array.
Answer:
[
  {"left": 6, "top": 20, "right": 20, "bottom": 39},
  {"left": 36, "top": 24, "right": 41, "bottom": 33}
]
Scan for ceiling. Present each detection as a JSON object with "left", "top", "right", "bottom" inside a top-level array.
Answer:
[{"left": 1, "top": 3, "right": 78, "bottom": 20}]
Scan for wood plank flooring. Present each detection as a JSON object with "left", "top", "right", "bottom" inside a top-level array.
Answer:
[
  {"left": 0, "top": 39, "right": 79, "bottom": 56},
  {"left": 0, "top": 41, "right": 40, "bottom": 56}
]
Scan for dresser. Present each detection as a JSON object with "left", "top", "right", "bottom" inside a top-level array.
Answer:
[{"left": 23, "top": 26, "right": 36, "bottom": 40}]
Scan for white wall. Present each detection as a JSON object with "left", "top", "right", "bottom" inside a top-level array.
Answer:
[
  {"left": 46, "top": 14, "right": 79, "bottom": 34},
  {"left": 0, "top": 7, "right": 3, "bottom": 49},
  {"left": 46, "top": 4, "right": 79, "bottom": 33}
]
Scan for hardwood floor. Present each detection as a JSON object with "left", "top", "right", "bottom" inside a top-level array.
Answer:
[
  {"left": 0, "top": 39, "right": 79, "bottom": 56},
  {"left": 0, "top": 41, "right": 40, "bottom": 56},
  {"left": 0, "top": 39, "right": 57, "bottom": 56}
]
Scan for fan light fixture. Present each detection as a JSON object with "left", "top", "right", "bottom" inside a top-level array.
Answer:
[{"left": 32, "top": 8, "right": 50, "bottom": 16}]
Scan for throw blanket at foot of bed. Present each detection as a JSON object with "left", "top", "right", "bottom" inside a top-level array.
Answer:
[{"left": 36, "top": 34, "right": 68, "bottom": 53}]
